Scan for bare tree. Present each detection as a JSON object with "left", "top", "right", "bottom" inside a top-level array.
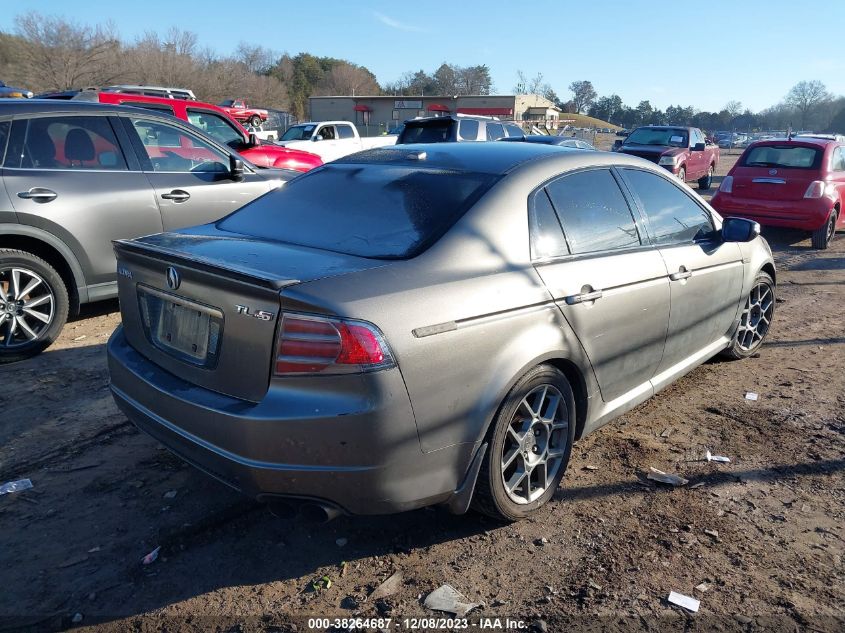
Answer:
[
  {"left": 724, "top": 100, "right": 743, "bottom": 118},
  {"left": 568, "top": 80, "right": 597, "bottom": 114},
  {"left": 785, "top": 80, "right": 832, "bottom": 129},
  {"left": 317, "top": 63, "right": 379, "bottom": 96},
  {"left": 14, "top": 12, "right": 122, "bottom": 91}
]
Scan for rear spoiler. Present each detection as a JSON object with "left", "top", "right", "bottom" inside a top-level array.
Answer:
[{"left": 113, "top": 239, "right": 300, "bottom": 291}]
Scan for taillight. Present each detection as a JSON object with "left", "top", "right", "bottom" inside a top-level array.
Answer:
[
  {"left": 274, "top": 313, "right": 394, "bottom": 375},
  {"left": 804, "top": 180, "right": 835, "bottom": 199},
  {"left": 719, "top": 175, "right": 733, "bottom": 194}
]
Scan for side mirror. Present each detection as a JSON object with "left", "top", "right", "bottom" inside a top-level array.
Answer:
[
  {"left": 722, "top": 217, "right": 760, "bottom": 242},
  {"left": 248, "top": 133, "right": 260, "bottom": 147},
  {"left": 612, "top": 140, "right": 622, "bottom": 151},
  {"left": 692, "top": 142, "right": 706, "bottom": 152},
  {"left": 229, "top": 156, "right": 245, "bottom": 182},
  {"left": 313, "top": 135, "right": 322, "bottom": 142}
]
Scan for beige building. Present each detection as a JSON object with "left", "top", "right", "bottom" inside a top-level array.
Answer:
[{"left": 309, "top": 94, "right": 561, "bottom": 135}]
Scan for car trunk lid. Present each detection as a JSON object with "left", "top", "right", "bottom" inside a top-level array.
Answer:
[
  {"left": 730, "top": 143, "right": 823, "bottom": 201},
  {"left": 113, "top": 227, "right": 385, "bottom": 402}
]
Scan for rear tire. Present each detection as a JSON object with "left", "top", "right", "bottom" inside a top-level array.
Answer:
[
  {"left": 249, "top": 115, "right": 262, "bottom": 128},
  {"left": 698, "top": 165, "right": 714, "bottom": 189},
  {"left": 811, "top": 212, "right": 836, "bottom": 250},
  {"left": 721, "top": 271, "right": 775, "bottom": 360},
  {"left": 472, "top": 365, "right": 576, "bottom": 522},
  {"left": 0, "top": 249, "right": 69, "bottom": 363}
]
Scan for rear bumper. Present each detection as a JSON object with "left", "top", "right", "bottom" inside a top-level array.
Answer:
[
  {"left": 712, "top": 194, "right": 832, "bottom": 231},
  {"left": 107, "top": 326, "right": 473, "bottom": 514}
]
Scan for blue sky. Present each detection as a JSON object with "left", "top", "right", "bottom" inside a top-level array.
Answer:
[{"left": 4, "top": 0, "right": 844, "bottom": 113}]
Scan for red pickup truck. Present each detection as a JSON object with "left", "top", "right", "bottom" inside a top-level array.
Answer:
[
  {"left": 43, "top": 90, "right": 322, "bottom": 172},
  {"left": 616, "top": 125, "right": 720, "bottom": 189},
  {"left": 218, "top": 99, "right": 269, "bottom": 128}
]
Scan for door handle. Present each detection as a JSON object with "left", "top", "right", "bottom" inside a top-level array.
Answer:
[
  {"left": 161, "top": 190, "right": 190, "bottom": 202},
  {"left": 17, "top": 188, "right": 57, "bottom": 203},
  {"left": 565, "top": 289, "right": 603, "bottom": 305},
  {"left": 669, "top": 268, "right": 692, "bottom": 281}
]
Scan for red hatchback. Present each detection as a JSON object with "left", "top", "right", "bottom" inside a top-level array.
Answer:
[{"left": 711, "top": 138, "right": 845, "bottom": 249}]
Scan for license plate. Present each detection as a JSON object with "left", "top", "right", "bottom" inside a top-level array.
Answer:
[{"left": 154, "top": 301, "right": 210, "bottom": 361}]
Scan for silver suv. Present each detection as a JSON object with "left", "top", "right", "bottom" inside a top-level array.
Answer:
[
  {"left": 397, "top": 115, "right": 525, "bottom": 144},
  {"left": 0, "top": 100, "right": 292, "bottom": 362}
]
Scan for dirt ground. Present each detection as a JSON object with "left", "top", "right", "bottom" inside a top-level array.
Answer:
[{"left": 0, "top": 154, "right": 843, "bottom": 633}]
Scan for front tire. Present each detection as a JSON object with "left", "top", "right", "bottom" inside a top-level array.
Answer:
[
  {"left": 472, "top": 365, "right": 576, "bottom": 521},
  {"left": 677, "top": 166, "right": 686, "bottom": 183},
  {"left": 0, "top": 250, "right": 69, "bottom": 363},
  {"left": 721, "top": 271, "right": 775, "bottom": 360},
  {"left": 249, "top": 115, "right": 262, "bottom": 128},
  {"left": 811, "top": 212, "right": 836, "bottom": 250},
  {"left": 698, "top": 165, "right": 714, "bottom": 189}
]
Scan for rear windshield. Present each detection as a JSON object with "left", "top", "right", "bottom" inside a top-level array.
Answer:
[
  {"left": 217, "top": 164, "right": 499, "bottom": 259},
  {"left": 399, "top": 120, "right": 453, "bottom": 144},
  {"left": 625, "top": 128, "right": 688, "bottom": 147},
  {"left": 741, "top": 145, "right": 822, "bottom": 169}
]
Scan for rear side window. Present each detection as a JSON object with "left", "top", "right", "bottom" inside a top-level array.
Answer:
[
  {"left": 458, "top": 120, "right": 478, "bottom": 141},
  {"left": 4, "top": 115, "right": 127, "bottom": 170},
  {"left": 741, "top": 145, "right": 822, "bottom": 169},
  {"left": 218, "top": 164, "right": 499, "bottom": 259},
  {"left": 337, "top": 125, "right": 355, "bottom": 139},
  {"left": 486, "top": 123, "right": 505, "bottom": 141},
  {"left": 0, "top": 121, "right": 9, "bottom": 164},
  {"left": 545, "top": 169, "right": 640, "bottom": 254},
  {"left": 831, "top": 147, "right": 845, "bottom": 172},
  {"left": 529, "top": 189, "right": 569, "bottom": 259},
  {"left": 122, "top": 101, "right": 174, "bottom": 115},
  {"left": 621, "top": 168, "right": 715, "bottom": 245}
]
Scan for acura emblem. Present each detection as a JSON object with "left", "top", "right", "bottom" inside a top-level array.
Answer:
[
  {"left": 166, "top": 266, "right": 181, "bottom": 290},
  {"left": 768, "top": 168, "right": 778, "bottom": 176}
]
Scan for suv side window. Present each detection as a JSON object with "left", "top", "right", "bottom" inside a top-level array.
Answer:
[
  {"left": 545, "top": 169, "right": 640, "bottom": 254},
  {"left": 123, "top": 117, "right": 230, "bottom": 173},
  {"left": 337, "top": 124, "right": 355, "bottom": 139},
  {"left": 459, "top": 120, "right": 478, "bottom": 141},
  {"left": 123, "top": 101, "right": 175, "bottom": 115},
  {"left": 0, "top": 121, "right": 9, "bottom": 164},
  {"left": 187, "top": 109, "right": 243, "bottom": 148},
  {"left": 505, "top": 124, "right": 524, "bottom": 138},
  {"left": 621, "top": 168, "right": 715, "bottom": 245},
  {"left": 529, "top": 189, "right": 569, "bottom": 260},
  {"left": 486, "top": 122, "right": 505, "bottom": 141},
  {"left": 4, "top": 115, "right": 127, "bottom": 170}
]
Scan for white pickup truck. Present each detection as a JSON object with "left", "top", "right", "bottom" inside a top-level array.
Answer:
[{"left": 275, "top": 121, "right": 396, "bottom": 162}]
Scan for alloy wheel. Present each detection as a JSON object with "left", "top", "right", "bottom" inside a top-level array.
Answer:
[
  {"left": 0, "top": 267, "right": 55, "bottom": 348},
  {"left": 500, "top": 384, "right": 569, "bottom": 504},
  {"left": 736, "top": 281, "right": 774, "bottom": 351}
]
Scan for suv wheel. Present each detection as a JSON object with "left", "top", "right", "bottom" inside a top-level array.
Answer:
[
  {"left": 472, "top": 365, "right": 575, "bottom": 521},
  {"left": 0, "top": 250, "right": 69, "bottom": 363},
  {"left": 721, "top": 271, "right": 775, "bottom": 360},
  {"left": 811, "top": 212, "right": 836, "bottom": 250}
]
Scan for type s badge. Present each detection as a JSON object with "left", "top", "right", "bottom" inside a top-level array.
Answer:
[{"left": 235, "top": 305, "right": 275, "bottom": 321}]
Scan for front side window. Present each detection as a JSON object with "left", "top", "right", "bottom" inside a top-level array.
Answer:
[
  {"left": 545, "top": 169, "right": 640, "bottom": 255},
  {"left": 186, "top": 109, "right": 243, "bottom": 148},
  {"left": 486, "top": 123, "right": 505, "bottom": 141},
  {"left": 318, "top": 125, "right": 336, "bottom": 140},
  {"left": 4, "top": 115, "right": 127, "bottom": 170},
  {"left": 621, "top": 168, "right": 715, "bottom": 245},
  {"left": 125, "top": 117, "right": 230, "bottom": 173},
  {"left": 458, "top": 120, "right": 478, "bottom": 141},
  {"left": 505, "top": 124, "right": 524, "bottom": 138}
]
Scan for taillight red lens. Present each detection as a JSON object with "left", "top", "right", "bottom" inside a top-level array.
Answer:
[{"left": 275, "top": 313, "right": 393, "bottom": 375}]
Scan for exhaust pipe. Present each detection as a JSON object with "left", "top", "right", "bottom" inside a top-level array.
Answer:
[{"left": 299, "top": 502, "right": 343, "bottom": 523}]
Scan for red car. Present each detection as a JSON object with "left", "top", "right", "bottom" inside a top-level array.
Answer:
[
  {"left": 712, "top": 137, "right": 844, "bottom": 249},
  {"left": 42, "top": 90, "right": 322, "bottom": 173},
  {"left": 218, "top": 99, "right": 268, "bottom": 128}
]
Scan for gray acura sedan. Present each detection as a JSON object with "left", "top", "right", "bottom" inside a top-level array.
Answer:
[{"left": 107, "top": 143, "right": 775, "bottom": 521}]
